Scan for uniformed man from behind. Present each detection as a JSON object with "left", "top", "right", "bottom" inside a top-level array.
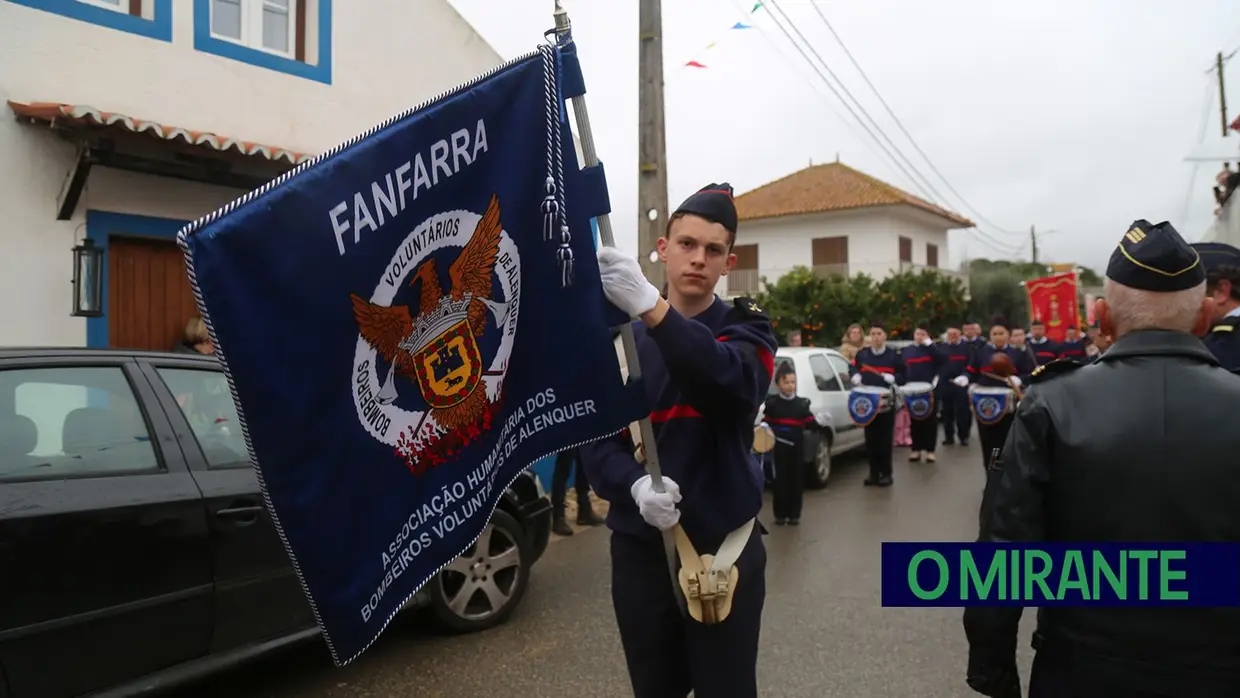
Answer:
[
  {"left": 1190, "top": 241, "right": 1240, "bottom": 370},
  {"left": 583, "top": 183, "right": 777, "bottom": 698},
  {"left": 963, "top": 219, "right": 1240, "bottom": 698}
]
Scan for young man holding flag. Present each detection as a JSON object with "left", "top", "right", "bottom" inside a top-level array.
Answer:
[{"left": 582, "top": 184, "right": 777, "bottom": 698}]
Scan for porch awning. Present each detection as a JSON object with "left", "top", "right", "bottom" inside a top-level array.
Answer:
[{"left": 8, "top": 101, "right": 314, "bottom": 165}]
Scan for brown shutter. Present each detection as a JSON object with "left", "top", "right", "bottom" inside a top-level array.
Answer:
[
  {"left": 295, "top": 0, "right": 308, "bottom": 62},
  {"left": 811, "top": 236, "right": 848, "bottom": 265},
  {"left": 926, "top": 243, "right": 939, "bottom": 268},
  {"left": 732, "top": 244, "right": 758, "bottom": 270},
  {"left": 899, "top": 236, "right": 912, "bottom": 263},
  {"left": 128, "top": 0, "right": 141, "bottom": 16}
]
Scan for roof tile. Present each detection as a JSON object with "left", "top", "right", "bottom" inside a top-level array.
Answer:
[
  {"left": 733, "top": 162, "right": 975, "bottom": 228},
  {"left": 7, "top": 101, "right": 313, "bottom": 165}
]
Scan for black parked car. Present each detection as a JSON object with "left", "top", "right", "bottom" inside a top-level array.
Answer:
[{"left": 0, "top": 348, "right": 552, "bottom": 698}]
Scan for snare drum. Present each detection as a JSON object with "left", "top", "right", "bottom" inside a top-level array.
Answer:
[
  {"left": 970, "top": 386, "right": 1017, "bottom": 426},
  {"left": 847, "top": 385, "right": 894, "bottom": 426},
  {"left": 898, "top": 381, "right": 935, "bottom": 421}
]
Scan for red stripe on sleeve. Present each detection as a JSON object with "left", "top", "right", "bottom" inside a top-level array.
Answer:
[{"left": 650, "top": 405, "right": 703, "bottom": 423}]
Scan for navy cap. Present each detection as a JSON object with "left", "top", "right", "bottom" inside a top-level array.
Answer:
[
  {"left": 1105, "top": 220, "right": 1205, "bottom": 292},
  {"left": 1190, "top": 242, "right": 1240, "bottom": 273},
  {"left": 673, "top": 182, "right": 738, "bottom": 235}
]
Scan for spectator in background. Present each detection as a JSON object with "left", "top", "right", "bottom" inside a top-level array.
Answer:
[
  {"left": 550, "top": 447, "right": 602, "bottom": 536},
  {"left": 839, "top": 323, "right": 865, "bottom": 362},
  {"left": 785, "top": 330, "right": 803, "bottom": 347},
  {"left": 173, "top": 316, "right": 214, "bottom": 355},
  {"left": 1215, "top": 167, "right": 1240, "bottom": 210}
]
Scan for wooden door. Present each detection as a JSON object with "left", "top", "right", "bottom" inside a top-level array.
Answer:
[{"left": 108, "top": 237, "right": 199, "bottom": 351}]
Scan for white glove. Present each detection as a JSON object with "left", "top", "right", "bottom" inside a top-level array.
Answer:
[
  {"left": 1009, "top": 376, "right": 1022, "bottom": 389},
  {"left": 952, "top": 375, "right": 969, "bottom": 387},
  {"left": 597, "top": 247, "right": 661, "bottom": 318},
  {"left": 630, "top": 474, "right": 682, "bottom": 531},
  {"left": 921, "top": 338, "right": 933, "bottom": 346},
  {"left": 931, "top": 376, "right": 939, "bottom": 389},
  {"left": 882, "top": 373, "right": 895, "bottom": 385},
  {"left": 850, "top": 373, "right": 862, "bottom": 386}
]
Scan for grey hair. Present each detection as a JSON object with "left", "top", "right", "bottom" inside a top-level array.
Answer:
[{"left": 1103, "top": 278, "right": 1206, "bottom": 335}]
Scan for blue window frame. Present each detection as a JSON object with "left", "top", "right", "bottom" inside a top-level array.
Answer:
[
  {"left": 192, "top": 0, "right": 332, "bottom": 84},
  {"left": 5, "top": 0, "right": 172, "bottom": 41},
  {"left": 85, "top": 211, "right": 190, "bottom": 349}
]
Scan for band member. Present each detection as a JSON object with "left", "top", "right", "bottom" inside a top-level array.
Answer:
[
  {"left": 762, "top": 364, "right": 817, "bottom": 525},
  {"left": 901, "top": 325, "right": 942, "bottom": 462},
  {"left": 582, "top": 182, "right": 776, "bottom": 698},
  {"left": 849, "top": 323, "right": 905, "bottom": 486},
  {"left": 1056, "top": 326, "right": 1087, "bottom": 361},
  {"left": 965, "top": 220, "right": 1240, "bottom": 698},
  {"left": 1026, "top": 320, "right": 1060, "bottom": 366},
  {"left": 963, "top": 321, "right": 986, "bottom": 350},
  {"left": 938, "top": 326, "right": 972, "bottom": 446},
  {"left": 951, "top": 319, "right": 1033, "bottom": 471},
  {"left": 1190, "top": 241, "right": 1240, "bottom": 370}
]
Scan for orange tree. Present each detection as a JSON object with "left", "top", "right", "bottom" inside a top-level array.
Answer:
[
  {"left": 754, "top": 267, "right": 877, "bottom": 346},
  {"left": 873, "top": 269, "right": 969, "bottom": 339}
]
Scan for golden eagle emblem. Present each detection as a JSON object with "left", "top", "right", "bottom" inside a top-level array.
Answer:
[{"left": 350, "top": 194, "right": 508, "bottom": 436}]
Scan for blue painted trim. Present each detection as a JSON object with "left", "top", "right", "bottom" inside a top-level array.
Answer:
[
  {"left": 85, "top": 211, "right": 189, "bottom": 349},
  {"left": 192, "top": 0, "right": 332, "bottom": 84},
  {"left": 5, "top": 0, "right": 172, "bottom": 41},
  {"left": 591, "top": 218, "right": 600, "bottom": 249}
]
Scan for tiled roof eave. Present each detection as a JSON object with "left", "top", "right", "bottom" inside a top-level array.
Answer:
[
  {"left": 740, "top": 202, "right": 974, "bottom": 228},
  {"left": 7, "top": 101, "right": 314, "bottom": 166}
]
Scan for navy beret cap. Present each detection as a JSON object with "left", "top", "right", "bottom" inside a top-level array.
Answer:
[
  {"left": 1105, "top": 220, "right": 1205, "bottom": 292},
  {"left": 673, "top": 182, "right": 738, "bottom": 235}
]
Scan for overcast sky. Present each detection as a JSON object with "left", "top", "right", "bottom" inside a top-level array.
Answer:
[{"left": 448, "top": 0, "right": 1240, "bottom": 273}]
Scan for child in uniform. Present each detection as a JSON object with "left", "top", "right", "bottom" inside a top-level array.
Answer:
[{"left": 762, "top": 363, "right": 816, "bottom": 525}]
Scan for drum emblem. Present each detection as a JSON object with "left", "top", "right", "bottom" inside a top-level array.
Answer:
[
  {"left": 907, "top": 395, "right": 933, "bottom": 420},
  {"left": 976, "top": 397, "right": 1002, "bottom": 421},
  {"left": 853, "top": 398, "right": 874, "bottom": 418}
]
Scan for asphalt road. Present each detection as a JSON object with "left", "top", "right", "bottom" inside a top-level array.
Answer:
[{"left": 184, "top": 439, "right": 1037, "bottom": 698}]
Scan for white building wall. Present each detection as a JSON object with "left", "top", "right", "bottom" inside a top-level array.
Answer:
[
  {"left": 0, "top": 0, "right": 507, "bottom": 346},
  {"left": 716, "top": 206, "right": 956, "bottom": 296}
]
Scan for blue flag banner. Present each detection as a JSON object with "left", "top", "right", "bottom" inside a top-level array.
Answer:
[
  {"left": 178, "top": 44, "right": 645, "bottom": 664},
  {"left": 881, "top": 542, "right": 1240, "bottom": 607}
]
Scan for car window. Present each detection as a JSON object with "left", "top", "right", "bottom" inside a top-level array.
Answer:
[
  {"left": 827, "top": 354, "right": 853, "bottom": 388},
  {"left": 157, "top": 368, "right": 248, "bottom": 469},
  {"left": 0, "top": 366, "right": 160, "bottom": 481},
  {"left": 767, "top": 357, "right": 795, "bottom": 396},
  {"left": 808, "top": 354, "right": 841, "bottom": 392}
]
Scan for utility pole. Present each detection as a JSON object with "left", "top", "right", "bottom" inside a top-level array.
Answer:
[
  {"left": 638, "top": 0, "right": 669, "bottom": 291},
  {"left": 1218, "top": 51, "right": 1230, "bottom": 139},
  {"left": 1030, "top": 224, "right": 1038, "bottom": 265}
]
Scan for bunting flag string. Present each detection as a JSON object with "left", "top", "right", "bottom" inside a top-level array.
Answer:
[{"left": 678, "top": 2, "right": 764, "bottom": 71}]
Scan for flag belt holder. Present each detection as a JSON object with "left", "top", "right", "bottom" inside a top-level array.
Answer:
[{"left": 630, "top": 420, "right": 755, "bottom": 625}]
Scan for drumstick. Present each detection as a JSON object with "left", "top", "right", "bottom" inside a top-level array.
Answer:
[{"left": 980, "top": 371, "right": 1022, "bottom": 396}]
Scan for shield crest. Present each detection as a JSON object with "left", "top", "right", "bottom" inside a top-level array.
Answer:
[
  {"left": 847, "top": 390, "right": 881, "bottom": 427},
  {"left": 971, "top": 391, "right": 1011, "bottom": 426},
  {"left": 412, "top": 319, "right": 484, "bottom": 409},
  {"left": 905, "top": 392, "right": 935, "bottom": 421}
]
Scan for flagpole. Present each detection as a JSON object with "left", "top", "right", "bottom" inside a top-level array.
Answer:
[{"left": 553, "top": 0, "right": 683, "bottom": 598}]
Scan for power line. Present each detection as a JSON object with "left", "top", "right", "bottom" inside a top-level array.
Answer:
[
  {"left": 764, "top": 0, "right": 945, "bottom": 206},
  {"left": 806, "top": 1, "right": 1024, "bottom": 238},
  {"left": 761, "top": 0, "right": 1022, "bottom": 257}
]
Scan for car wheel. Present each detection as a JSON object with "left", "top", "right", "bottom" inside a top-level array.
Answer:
[
  {"left": 804, "top": 437, "right": 832, "bottom": 490},
  {"left": 429, "top": 509, "right": 530, "bottom": 633}
]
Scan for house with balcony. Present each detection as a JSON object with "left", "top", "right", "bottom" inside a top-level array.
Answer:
[
  {"left": 1, "top": 0, "right": 510, "bottom": 350},
  {"left": 720, "top": 161, "right": 975, "bottom": 298}
]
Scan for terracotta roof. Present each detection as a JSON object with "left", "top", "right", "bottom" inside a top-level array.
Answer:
[
  {"left": 8, "top": 101, "right": 313, "bottom": 165},
  {"left": 733, "top": 162, "right": 975, "bottom": 228}
]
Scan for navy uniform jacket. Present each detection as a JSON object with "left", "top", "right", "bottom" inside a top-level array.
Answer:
[
  {"left": 937, "top": 341, "right": 972, "bottom": 383},
  {"left": 1204, "top": 315, "right": 1240, "bottom": 371},
  {"left": 1057, "top": 339, "right": 1087, "bottom": 361},
  {"left": 849, "top": 346, "right": 906, "bottom": 387},
  {"left": 580, "top": 297, "right": 776, "bottom": 547},
  {"left": 900, "top": 342, "right": 942, "bottom": 384},
  {"left": 1026, "top": 337, "right": 1060, "bottom": 366},
  {"left": 966, "top": 343, "right": 1034, "bottom": 388}
]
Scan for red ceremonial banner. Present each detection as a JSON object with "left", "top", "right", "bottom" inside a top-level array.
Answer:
[{"left": 1026, "top": 272, "right": 1079, "bottom": 343}]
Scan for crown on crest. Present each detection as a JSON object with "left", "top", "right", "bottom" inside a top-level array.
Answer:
[{"left": 409, "top": 295, "right": 472, "bottom": 352}]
